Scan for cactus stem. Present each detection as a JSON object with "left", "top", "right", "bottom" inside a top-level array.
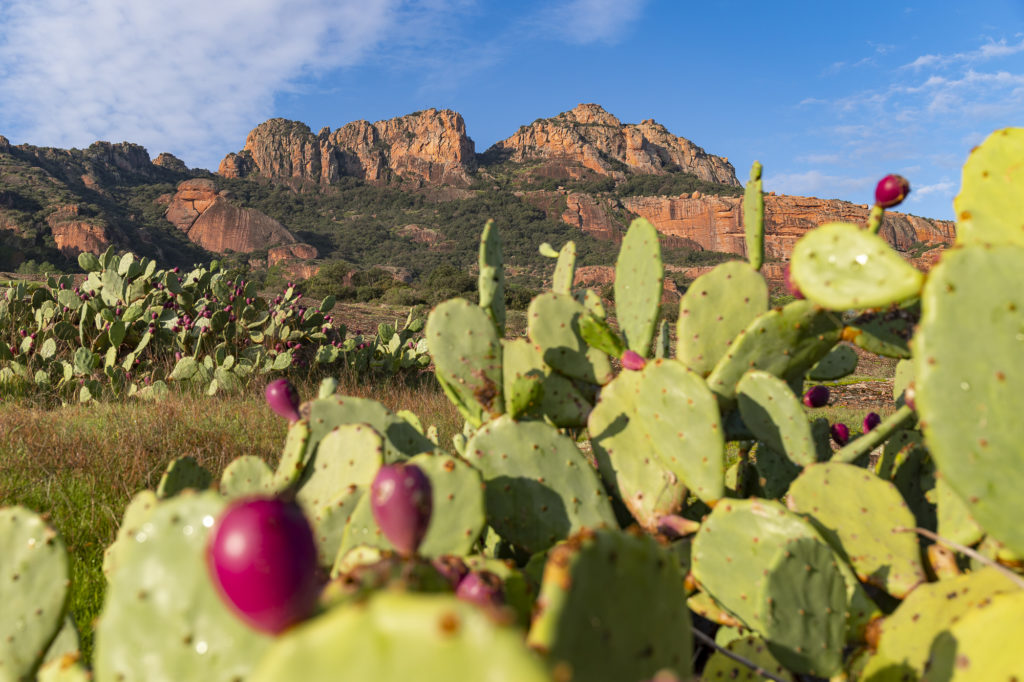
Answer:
[
  {"left": 895, "top": 527, "right": 1024, "bottom": 591},
  {"left": 830, "top": 404, "right": 916, "bottom": 464},
  {"left": 691, "top": 627, "right": 790, "bottom": 682},
  {"left": 866, "top": 204, "right": 884, "bottom": 235}
]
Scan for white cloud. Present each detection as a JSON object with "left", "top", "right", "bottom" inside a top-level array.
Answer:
[
  {"left": 0, "top": 0, "right": 403, "bottom": 168},
  {"left": 538, "top": 0, "right": 647, "bottom": 45},
  {"left": 766, "top": 170, "right": 875, "bottom": 201},
  {"left": 902, "top": 37, "right": 1024, "bottom": 70},
  {"left": 909, "top": 180, "right": 955, "bottom": 199}
]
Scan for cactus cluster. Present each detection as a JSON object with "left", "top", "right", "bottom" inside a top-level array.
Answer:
[{"left": 4, "top": 128, "right": 1024, "bottom": 681}]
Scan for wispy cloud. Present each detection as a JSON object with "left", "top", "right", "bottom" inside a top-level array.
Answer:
[
  {"left": 0, "top": 0, "right": 405, "bottom": 168},
  {"left": 903, "top": 37, "right": 1024, "bottom": 70},
  {"left": 536, "top": 0, "right": 648, "bottom": 45},
  {"left": 767, "top": 170, "right": 875, "bottom": 201}
]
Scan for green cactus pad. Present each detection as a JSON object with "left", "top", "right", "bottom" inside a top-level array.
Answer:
[
  {"left": 501, "top": 338, "right": 593, "bottom": 428},
  {"left": 676, "top": 260, "right": 768, "bottom": 377},
  {"left": 893, "top": 358, "right": 914, "bottom": 402},
  {"left": 937, "top": 477, "right": 984, "bottom": 547},
  {"left": 296, "top": 424, "right": 383, "bottom": 566},
  {"left": 465, "top": 416, "right": 616, "bottom": 554},
  {"left": 272, "top": 419, "right": 312, "bottom": 490},
  {"left": 308, "top": 395, "right": 435, "bottom": 464},
  {"left": 249, "top": 592, "right": 551, "bottom": 682},
  {"left": 527, "top": 529, "right": 692, "bottom": 682},
  {"left": 914, "top": 244, "right": 1024, "bottom": 554},
  {"left": 787, "top": 462, "right": 927, "bottom": 598},
  {"left": 615, "top": 218, "right": 664, "bottom": 355},
  {"left": 862, "top": 567, "right": 1021, "bottom": 680},
  {"left": 588, "top": 369, "right": 688, "bottom": 531},
  {"left": 842, "top": 304, "right": 917, "bottom": 359},
  {"left": 632, "top": 359, "right": 725, "bottom": 503},
  {"left": 0, "top": 507, "right": 70, "bottom": 682},
  {"left": 925, "top": 590, "right": 1024, "bottom": 681},
  {"left": 156, "top": 456, "right": 213, "bottom": 498},
  {"left": 40, "top": 615, "right": 79, "bottom": 667},
  {"left": 94, "top": 492, "right": 272, "bottom": 682},
  {"left": 102, "top": 490, "right": 158, "bottom": 581},
  {"left": 790, "top": 222, "right": 924, "bottom": 310},
  {"left": 477, "top": 219, "right": 506, "bottom": 334},
  {"left": 219, "top": 455, "right": 274, "bottom": 499},
  {"left": 807, "top": 343, "right": 858, "bottom": 380},
  {"left": 751, "top": 444, "right": 801, "bottom": 499},
  {"left": 426, "top": 298, "right": 504, "bottom": 425},
  {"left": 953, "top": 127, "right": 1024, "bottom": 247},
  {"left": 706, "top": 300, "right": 842, "bottom": 405},
  {"left": 743, "top": 161, "right": 765, "bottom": 271},
  {"left": 36, "top": 655, "right": 90, "bottom": 682},
  {"left": 527, "top": 292, "right": 614, "bottom": 385},
  {"left": 552, "top": 240, "right": 577, "bottom": 294},
  {"left": 737, "top": 370, "right": 817, "bottom": 466},
  {"left": 701, "top": 635, "right": 794, "bottom": 682}
]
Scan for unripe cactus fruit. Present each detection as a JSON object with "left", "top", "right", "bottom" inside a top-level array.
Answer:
[
  {"left": 206, "top": 497, "right": 320, "bottom": 634},
  {"left": 455, "top": 569, "right": 505, "bottom": 608},
  {"left": 265, "top": 378, "right": 301, "bottom": 422},
  {"left": 370, "top": 463, "right": 432, "bottom": 557},
  {"left": 621, "top": 350, "right": 646, "bottom": 371},
  {"left": 803, "top": 385, "right": 830, "bottom": 408},
  {"left": 874, "top": 174, "right": 910, "bottom": 208},
  {"left": 830, "top": 422, "right": 850, "bottom": 445},
  {"left": 862, "top": 411, "right": 881, "bottom": 432}
]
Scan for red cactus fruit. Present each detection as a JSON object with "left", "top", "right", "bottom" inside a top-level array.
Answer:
[
  {"left": 830, "top": 422, "right": 850, "bottom": 446},
  {"left": 621, "top": 350, "right": 646, "bottom": 371},
  {"left": 455, "top": 569, "right": 505, "bottom": 608},
  {"left": 264, "top": 378, "right": 301, "bottom": 422},
  {"left": 431, "top": 555, "right": 470, "bottom": 590},
  {"left": 803, "top": 385, "right": 830, "bottom": 408},
  {"left": 862, "top": 412, "right": 881, "bottom": 432},
  {"left": 206, "top": 497, "right": 320, "bottom": 634},
  {"left": 370, "top": 463, "right": 432, "bottom": 557},
  {"left": 874, "top": 174, "right": 910, "bottom": 208}
]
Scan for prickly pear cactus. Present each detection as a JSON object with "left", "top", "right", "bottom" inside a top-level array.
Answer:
[
  {"left": 787, "top": 462, "right": 927, "bottom": 598},
  {"left": 102, "top": 490, "right": 157, "bottom": 580},
  {"left": 528, "top": 292, "right": 614, "bottom": 386},
  {"left": 219, "top": 456, "right": 274, "bottom": 499},
  {"left": 465, "top": 416, "right": 616, "bottom": 554},
  {"left": 914, "top": 244, "right": 1024, "bottom": 555},
  {"left": 743, "top": 161, "right": 765, "bottom": 271},
  {"left": 248, "top": 592, "right": 552, "bottom": 682},
  {"left": 527, "top": 529, "right": 692, "bottom": 682},
  {"left": 701, "top": 635, "right": 793, "bottom": 681},
  {"left": 552, "top": 241, "right": 577, "bottom": 294},
  {"left": 953, "top": 127, "right": 1024, "bottom": 247},
  {"left": 676, "top": 260, "right": 768, "bottom": 377},
  {"left": 501, "top": 338, "right": 592, "bottom": 428},
  {"left": 806, "top": 343, "right": 858, "bottom": 381},
  {"left": 477, "top": 219, "right": 506, "bottom": 334},
  {"left": 0, "top": 507, "right": 70, "bottom": 682},
  {"left": 156, "top": 456, "right": 213, "bottom": 498},
  {"left": 737, "top": 370, "right": 817, "bottom": 467},
  {"left": 923, "top": 590, "right": 1024, "bottom": 681},
  {"left": 789, "top": 222, "right": 924, "bottom": 310},
  {"left": 614, "top": 218, "right": 663, "bottom": 356},
  {"left": 307, "top": 395, "right": 435, "bottom": 463},
  {"left": 93, "top": 492, "right": 271, "bottom": 682}
]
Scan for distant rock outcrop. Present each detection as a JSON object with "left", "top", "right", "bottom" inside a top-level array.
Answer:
[
  {"left": 46, "top": 204, "right": 111, "bottom": 255},
  {"left": 484, "top": 104, "right": 739, "bottom": 186},
  {"left": 163, "top": 178, "right": 309, "bottom": 255},
  {"left": 153, "top": 153, "right": 188, "bottom": 173},
  {"left": 219, "top": 109, "right": 477, "bottom": 188}
]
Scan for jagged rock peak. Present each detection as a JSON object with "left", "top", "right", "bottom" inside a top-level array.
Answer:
[
  {"left": 153, "top": 152, "right": 188, "bottom": 173},
  {"left": 486, "top": 103, "right": 740, "bottom": 187},
  {"left": 220, "top": 109, "right": 477, "bottom": 188}
]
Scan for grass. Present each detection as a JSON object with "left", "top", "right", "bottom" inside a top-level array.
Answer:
[{"left": 0, "top": 370, "right": 461, "bottom": 663}]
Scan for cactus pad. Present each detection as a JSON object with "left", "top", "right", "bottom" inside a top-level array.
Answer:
[
  {"left": 477, "top": 219, "right": 505, "bottom": 334},
  {"left": 914, "top": 244, "right": 1024, "bottom": 554},
  {"left": 426, "top": 298, "right": 504, "bottom": 425},
  {"left": 465, "top": 416, "right": 616, "bottom": 554},
  {"left": 0, "top": 507, "right": 70, "bottom": 682},
  {"left": 614, "top": 218, "right": 664, "bottom": 355},
  {"left": 219, "top": 456, "right": 275, "bottom": 499},
  {"left": 528, "top": 292, "right": 614, "bottom": 385},
  {"left": 953, "top": 127, "right": 1024, "bottom": 247},
  {"left": 807, "top": 343, "right": 858, "bottom": 380},
  {"left": 937, "top": 477, "right": 984, "bottom": 547},
  {"left": 702, "top": 635, "right": 793, "bottom": 681},
  {"left": 924, "top": 590, "right": 1024, "bottom": 681},
  {"left": 501, "top": 338, "right": 592, "bottom": 428},
  {"left": 552, "top": 240, "right": 577, "bottom": 294},
  {"left": 737, "top": 370, "right": 817, "bottom": 466},
  {"left": 787, "top": 462, "right": 927, "bottom": 598},
  {"left": 790, "top": 222, "right": 924, "bottom": 310},
  {"left": 527, "top": 529, "right": 693, "bottom": 682},
  {"left": 156, "top": 456, "right": 213, "bottom": 498},
  {"left": 743, "top": 161, "right": 765, "bottom": 271},
  {"left": 632, "top": 359, "right": 725, "bottom": 503},
  {"left": 249, "top": 592, "right": 551, "bottom": 682},
  {"left": 94, "top": 492, "right": 272, "bottom": 682},
  {"left": 308, "top": 395, "right": 435, "bottom": 463}
]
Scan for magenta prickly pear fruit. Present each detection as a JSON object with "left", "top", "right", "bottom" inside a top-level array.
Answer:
[
  {"left": 862, "top": 411, "right": 881, "bottom": 432},
  {"left": 621, "top": 350, "right": 646, "bottom": 371},
  {"left": 784, "top": 262, "right": 805, "bottom": 300},
  {"left": 830, "top": 422, "right": 850, "bottom": 446},
  {"left": 370, "top": 463, "right": 432, "bottom": 557},
  {"left": 206, "top": 497, "right": 320, "bottom": 634},
  {"left": 802, "top": 385, "right": 830, "bottom": 408},
  {"left": 431, "top": 555, "right": 470, "bottom": 590},
  {"left": 455, "top": 569, "right": 504, "bottom": 609},
  {"left": 265, "top": 378, "right": 301, "bottom": 422},
  {"left": 874, "top": 174, "right": 910, "bottom": 208}
]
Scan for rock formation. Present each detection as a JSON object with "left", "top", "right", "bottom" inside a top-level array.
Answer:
[
  {"left": 45, "top": 205, "right": 111, "bottom": 255},
  {"left": 163, "top": 178, "right": 312, "bottom": 256},
  {"left": 153, "top": 153, "right": 187, "bottom": 173},
  {"left": 219, "top": 109, "right": 477, "bottom": 188},
  {"left": 484, "top": 104, "right": 739, "bottom": 186}
]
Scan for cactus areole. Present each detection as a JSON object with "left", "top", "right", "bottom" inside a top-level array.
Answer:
[
  {"left": 206, "top": 497, "right": 320, "bottom": 634},
  {"left": 370, "top": 463, "right": 433, "bottom": 557},
  {"left": 265, "top": 378, "right": 301, "bottom": 422},
  {"left": 874, "top": 174, "right": 910, "bottom": 208}
]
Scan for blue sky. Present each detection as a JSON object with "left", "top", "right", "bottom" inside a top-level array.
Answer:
[{"left": 1, "top": 1, "right": 1022, "bottom": 220}]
